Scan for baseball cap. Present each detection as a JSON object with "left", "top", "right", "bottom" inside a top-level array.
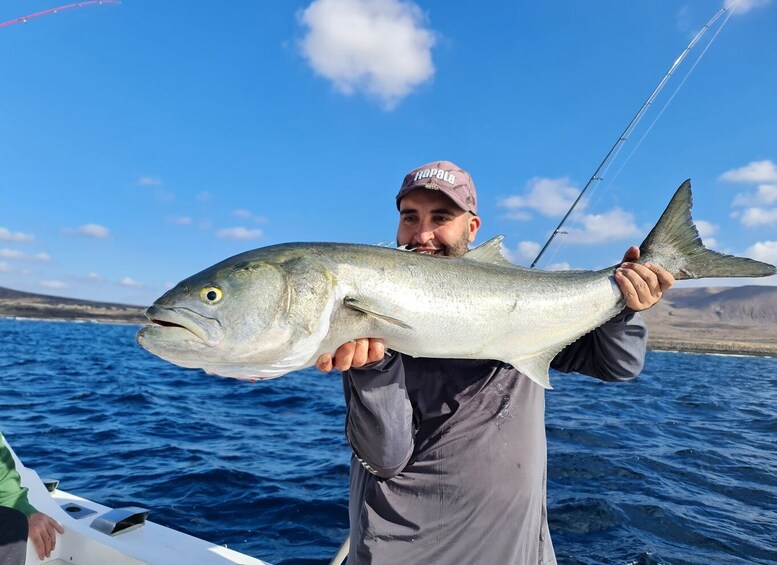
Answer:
[{"left": 396, "top": 160, "right": 478, "bottom": 215}]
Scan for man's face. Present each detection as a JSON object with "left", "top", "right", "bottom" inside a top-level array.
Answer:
[{"left": 397, "top": 189, "right": 481, "bottom": 258}]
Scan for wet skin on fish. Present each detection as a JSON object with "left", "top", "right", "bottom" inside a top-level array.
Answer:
[{"left": 136, "top": 181, "right": 776, "bottom": 389}]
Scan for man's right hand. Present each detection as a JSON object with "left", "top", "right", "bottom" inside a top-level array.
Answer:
[{"left": 316, "top": 338, "right": 385, "bottom": 372}]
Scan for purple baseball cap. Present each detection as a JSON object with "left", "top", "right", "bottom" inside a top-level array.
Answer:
[{"left": 396, "top": 160, "right": 478, "bottom": 215}]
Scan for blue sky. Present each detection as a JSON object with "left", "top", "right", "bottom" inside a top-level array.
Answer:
[{"left": 1, "top": 0, "right": 775, "bottom": 306}]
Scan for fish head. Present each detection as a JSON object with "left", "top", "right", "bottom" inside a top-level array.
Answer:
[{"left": 136, "top": 253, "right": 297, "bottom": 377}]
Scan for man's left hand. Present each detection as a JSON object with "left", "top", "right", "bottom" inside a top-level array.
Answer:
[
  {"left": 615, "top": 246, "right": 675, "bottom": 311},
  {"left": 28, "top": 511, "right": 64, "bottom": 559}
]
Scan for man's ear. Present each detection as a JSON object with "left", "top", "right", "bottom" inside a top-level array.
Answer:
[{"left": 468, "top": 214, "right": 481, "bottom": 243}]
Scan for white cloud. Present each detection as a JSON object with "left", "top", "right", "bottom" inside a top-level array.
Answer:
[
  {"left": 0, "top": 249, "right": 50, "bottom": 262},
  {"left": 62, "top": 224, "right": 111, "bottom": 239},
  {"left": 502, "top": 241, "right": 539, "bottom": 264},
  {"left": 79, "top": 224, "right": 110, "bottom": 239},
  {"left": 564, "top": 208, "right": 641, "bottom": 244},
  {"left": 298, "top": 0, "right": 436, "bottom": 109},
  {"left": 0, "top": 227, "right": 34, "bottom": 242},
  {"left": 173, "top": 217, "right": 193, "bottom": 225},
  {"left": 701, "top": 237, "right": 718, "bottom": 248},
  {"left": 732, "top": 184, "right": 777, "bottom": 207},
  {"left": 724, "top": 0, "right": 771, "bottom": 15},
  {"left": 546, "top": 262, "right": 571, "bottom": 271},
  {"left": 515, "top": 241, "right": 541, "bottom": 261},
  {"left": 120, "top": 277, "right": 143, "bottom": 288},
  {"left": 138, "top": 176, "right": 162, "bottom": 186},
  {"left": 85, "top": 272, "right": 104, "bottom": 282},
  {"left": 720, "top": 159, "right": 777, "bottom": 183},
  {"left": 499, "top": 177, "right": 581, "bottom": 218},
  {"left": 196, "top": 192, "right": 211, "bottom": 202},
  {"left": 216, "top": 227, "right": 264, "bottom": 240},
  {"left": 695, "top": 220, "right": 717, "bottom": 238},
  {"left": 0, "top": 262, "right": 11, "bottom": 273},
  {"left": 745, "top": 241, "right": 777, "bottom": 264},
  {"left": 739, "top": 207, "right": 777, "bottom": 228},
  {"left": 40, "top": 280, "right": 67, "bottom": 290},
  {"left": 233, "top": 209, "right": 269, "bottom": 224},
  {"left": 695, "top": 219, "right": 718, "bottom": 247},
  {"left": 504, "top": 210, "right": 532, "bottom": 221}
]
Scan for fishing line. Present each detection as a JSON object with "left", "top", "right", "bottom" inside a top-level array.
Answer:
[
  {"left": 0, "top": 1, "right": 118, "bottom": 29},
  {"left": 599, "top": 3, "right": 740, "bottom": 194},
  {"left": 530, "top": 4, "right": 735, "bottom": 269}
]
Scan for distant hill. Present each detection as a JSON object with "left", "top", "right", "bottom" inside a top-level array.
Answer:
[
  {"left": 640, "top": 285, "right": 777, "bottom": 356},
  {"left": 1, "top": 284, "right": 775, "bottom": 355},
  {"left": 0, "top": 286, "right": 146, "bottom": 324}
]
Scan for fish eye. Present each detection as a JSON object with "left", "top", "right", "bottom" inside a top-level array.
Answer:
[{"left": 200, "top": 286, "right": 223, "bottom": 304}]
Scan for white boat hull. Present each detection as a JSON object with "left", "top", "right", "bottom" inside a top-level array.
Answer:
[{"left": 9, "top": 441, "right": 270, "bottom": 565}]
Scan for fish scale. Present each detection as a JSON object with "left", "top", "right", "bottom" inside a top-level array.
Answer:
[{"left": 137, "top": 181, "right": 776, "bottom": 389}]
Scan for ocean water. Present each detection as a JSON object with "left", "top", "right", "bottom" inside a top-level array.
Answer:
[{"left": 1, "top": 318, "right": 775, "bottom": 565}]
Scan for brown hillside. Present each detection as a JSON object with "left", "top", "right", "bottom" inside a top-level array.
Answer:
[
  {"left": 640, "top": 285, "right": 777, "bottom": 356},
  {"left": 0, "top": 286, "right": 146, "bottom": 324}
]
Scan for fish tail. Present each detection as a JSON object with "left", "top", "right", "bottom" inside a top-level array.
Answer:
[{"left": 639, "top": 180, "right": 776, "bottom": 281}]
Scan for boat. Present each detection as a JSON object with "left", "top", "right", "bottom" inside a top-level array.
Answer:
[{"left": 9, "top": 439, "right": 271, "bottom": 565}]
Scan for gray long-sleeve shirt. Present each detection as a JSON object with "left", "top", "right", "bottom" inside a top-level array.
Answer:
[{"left": 342, "top": 311, "right": 647, "bottom": 564}]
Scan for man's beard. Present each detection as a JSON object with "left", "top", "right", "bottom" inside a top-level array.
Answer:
[{"left": 443, "top": 230, "right": 472, "bottom": 257}]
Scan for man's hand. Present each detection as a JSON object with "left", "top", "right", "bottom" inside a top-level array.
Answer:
[
  {"left": 615, "top": 245, "right": 675, "bottom": 311},
  {"left": 28, "top": 511, "right": 64, "bottom": 560},
  {"left": 316, "top": 338, "right": 385, "bottom": 372}
]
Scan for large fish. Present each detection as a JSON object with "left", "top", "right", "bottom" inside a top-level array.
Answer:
[{"left": 136, "top": 181, "right": 775, "bottom": 389}]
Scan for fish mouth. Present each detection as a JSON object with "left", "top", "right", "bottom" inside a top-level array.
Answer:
[{"left": 142, "top": 305, "right": 224, "bottom": 346}]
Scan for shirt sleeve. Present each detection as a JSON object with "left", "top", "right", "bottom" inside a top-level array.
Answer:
[
  {"left": 0, "top": 433, "right": 38, "bottom": 516},
  {"left": 551, "top": 309, "right": 648, "bottom": 381},
  {"left": 342, "top": 352, "right": 415, "bottom": 479}
]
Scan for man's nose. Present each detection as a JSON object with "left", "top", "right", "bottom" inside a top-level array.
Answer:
[{"left": 413, "top": 222, "right": 435, "bottom": 245}]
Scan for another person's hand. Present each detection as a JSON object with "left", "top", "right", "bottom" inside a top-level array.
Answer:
[
  {"left": 615, "top": 246, "right": 675, "bottom": 311},
  {"left": 316, "top": 338, "right": 385, "bottom": 372},
  {"left": 28, "top": 511, "right": 64, "bottom": 559}
]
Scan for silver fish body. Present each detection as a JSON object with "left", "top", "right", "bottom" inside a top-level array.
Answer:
[{"left": 136, "top": 181, "right": 776, "bottom": 388}]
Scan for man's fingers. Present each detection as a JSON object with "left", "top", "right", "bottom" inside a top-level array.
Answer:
[
  {"left": 51, "top": 519, "right": 64, "bottom": 535},
  {"left": 616, "top": 260, "right": 676, "bottom": 311},
  {"left": 45, "top": 528, "right": 54, "bottom": 557},
  {"left": 31, "top": 533, "right": 44, "bottom": 560},
  {"left": 649, "top": 263, "right": 676, "bottom": 292},
  {"left": 349, "top": 338, "right": 372, "bottom": 368},
  {"left": 318, "top": 339, "right": 385, "bottom": 373},
  {"left": 621, "top": 245, "right": 640, "bottom": 263},
  {"left": 30, "top": 530, "right": 49, "bottom": 559},
  {"left": 368, "top": 339, "right": 385, "bottom": 364},
  {"left": 315, "top": 353, "right": 333, "bottom": 373},
  {"left": 615, "top": 269, "right": 639, "bottom": 306},
  {"left": 28, "top": 513, "right": 62, "bottom": 559},
  {"left": 334, "top": 341, "right": 357, "bottom": 372}
]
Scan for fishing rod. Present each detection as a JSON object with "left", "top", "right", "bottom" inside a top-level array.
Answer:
[
  {"left": 0, "top": 1, "right": 119, "bottom": 29},
  {"left": 530, "top": 3, "right": 738, "bottom": 269}
]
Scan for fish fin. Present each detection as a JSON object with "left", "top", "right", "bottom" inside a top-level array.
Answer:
[
  {"left": 344, "top": 297, "right": 413, "bottom": 330},
  {"left": 509, "top": 351, "right": 556, "bottom": 390},
  {"left": 462, "top": 236, "right": 515, "bottom": 267},
  {"left": 640, "top": 180, "right": 777, "bottom": 280}
]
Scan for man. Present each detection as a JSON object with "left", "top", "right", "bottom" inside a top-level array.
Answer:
[
  {"left": 1, "top": 433, "right": 64, "bottom": 564},
  {"left": 316, "top": 161, "right": 674, "bottom": 564}
]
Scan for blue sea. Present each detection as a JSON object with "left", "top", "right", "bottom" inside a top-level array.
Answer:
[{"left": 1, "top": 318, "right": 775, "bottom": 565}]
